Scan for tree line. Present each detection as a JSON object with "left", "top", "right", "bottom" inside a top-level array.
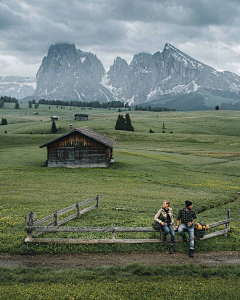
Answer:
[
  {"left": 134, "top": 105, "right": 176, "bottom": 112},
  {"left": 39, "top": 99, "right": 129, "bottom": 109},
  {"left": 0, "top": 96, "right": 19, "bottom": 108},
  {"left": 0, "top": 96, "right": 20, "bottom": 109}
]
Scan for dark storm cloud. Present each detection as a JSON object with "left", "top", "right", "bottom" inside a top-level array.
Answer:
[
  {"left": 0, "top": 2, "right": 25, "bottom": 29},
  {"left": 0, "top": 0, "right": 240, "bottom": 76}
]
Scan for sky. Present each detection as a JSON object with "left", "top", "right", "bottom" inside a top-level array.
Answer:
[{"left": 1, "top": 0, "right": 240, "bottom": 78}]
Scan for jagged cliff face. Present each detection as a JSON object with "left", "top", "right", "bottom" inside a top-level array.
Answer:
[
  {"left": 0, "top": 76, "right": 36, "bottom": 99},
  {"left": 34, "top": 43, "right": 113, "bottom": 102},
  {"left": 105, "top": 43, "right": 240, "bottom": 105},
  {"left": 33, "top": 43, "right": 240, "bottom": 109}
]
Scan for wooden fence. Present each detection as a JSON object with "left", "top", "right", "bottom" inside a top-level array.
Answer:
[
  {"left": 25, "top": 195, "right": 100, "bottom": 240},
  {"left": 25, "top": 204, "right": 231, "bottom": 244}
]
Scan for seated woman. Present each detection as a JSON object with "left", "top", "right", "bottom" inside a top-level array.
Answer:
[{"left": 152, "top": 200, "right": 175, "bottom": 254}]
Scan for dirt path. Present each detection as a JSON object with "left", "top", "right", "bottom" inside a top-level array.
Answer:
[{"left": 0, "top": 251, "right": 240, "bottom": 268}]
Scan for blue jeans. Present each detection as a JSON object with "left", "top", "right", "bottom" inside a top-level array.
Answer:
[
  {"left": 163, "top": 224, "right": 175, "bottom": 245},
  {"left": 178, "top": 223, "right": 194, "bottom": 249}
]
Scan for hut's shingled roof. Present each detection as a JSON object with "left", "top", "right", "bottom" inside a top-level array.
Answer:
[{"left": 40, "top": 126, "right": 116, "bottom": 148}]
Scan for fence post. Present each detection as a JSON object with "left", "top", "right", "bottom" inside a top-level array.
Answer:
[
  {"left": 76, "top": 203, "right": 80, "bottom": 218},
  {"left": 25, "top": 212, "right": 35, "bottom": 239},
  {"left": 96, "top": 195, "right": 100, "bottom": 209},
  {"left": 112, "top": 223, "right": 115, "bottom": 240},
  {"left": 54, "top": 210, "right": 58, "bottom": 226},
  {"left": 225, "top": 209, "right": 230, "bottom": 237}
]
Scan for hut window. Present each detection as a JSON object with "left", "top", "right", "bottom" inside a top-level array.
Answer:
[
  {"left": 75, "top": 150, "right": 81, "bottom": 159},
  {"left": 57, "top": 150, "right": 66, "bottom": 159}
]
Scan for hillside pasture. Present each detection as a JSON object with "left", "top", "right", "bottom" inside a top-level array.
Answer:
[{"left": 0, "top": 103, "right": 240, "bottom": 254}]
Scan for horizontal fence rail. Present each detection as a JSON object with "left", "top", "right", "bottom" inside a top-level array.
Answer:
[
  {"left": 25, "top": 209, "right": 231, "bottom": 244},
  {"left": 25, "top": 195, "right": 100, "bottom": 238}
]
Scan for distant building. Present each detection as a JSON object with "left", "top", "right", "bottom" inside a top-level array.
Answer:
[
  {"left": 75, "top": 114, "right": 88, "bottom": 121},
  {"left": 51, "top": 116, "right": 59, "bottom": 121},
  {"left": 40, "top": 126, "right": 116, "bottom": 168}
]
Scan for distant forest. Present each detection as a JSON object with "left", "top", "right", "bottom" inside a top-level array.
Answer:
[
  {"left": 38, "top": 99, "right": 175, "bottom": 111},
  {"left": 39, "top": 99, "right": 129, "bottom": 109},
  {"left": 0, "top": 96, "right": 18, "bottom": 108}
]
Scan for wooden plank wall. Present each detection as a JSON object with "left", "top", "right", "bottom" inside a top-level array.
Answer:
[{"left": 47, "top": 132, "right": 111, "bottom": 167}]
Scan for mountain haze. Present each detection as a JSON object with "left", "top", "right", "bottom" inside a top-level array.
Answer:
[{"left": 0, "top": 76, "right": 36, "bottom": 99}]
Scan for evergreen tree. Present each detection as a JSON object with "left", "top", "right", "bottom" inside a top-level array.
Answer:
[
  {"left": 51, "top": 121, "right": 57, "bottom": 133},
  {"left": 115, "top": 114, "right": 126, "bottom": 130},
  {"left": 162, "top": 122, "right": 166, "bottom": 133},
  {"left": 1, "top": 118, "right": 7, "bottom": 125},
  {"left": 15, "top": 101, "right": 19, "bottom": 109},
  {"left": 215, "top": 105, "right": 219, "bottom": 110},
  {"left": 28, "top": 101, "right": 32, "bottom": 108},
  {"left": 125, "top": 113, "right": 134, "bottom": 131}
]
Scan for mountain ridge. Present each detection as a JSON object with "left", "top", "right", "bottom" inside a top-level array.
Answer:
[{"left": 2, "top": 42, "right": 240, "bottom": 110}]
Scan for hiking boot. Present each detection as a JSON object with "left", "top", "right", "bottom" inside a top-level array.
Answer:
[
  {"left": 163, "top": 236, "right": 167, "bottom": 244},
  {"left": 182, "top": 234, "right": 187, "bottom": 242},
  {"left": 189, "top": 249, "right": 194, "bottom": 258},
  {"left": 169, "top": 245, "right": 174, "bottom": 254}
]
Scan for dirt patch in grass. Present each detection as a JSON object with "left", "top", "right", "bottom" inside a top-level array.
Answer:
[{"left": 0, "top": 251, "right": 239, "bottom": 269}]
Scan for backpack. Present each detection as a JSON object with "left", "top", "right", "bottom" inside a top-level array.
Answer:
[{"left": 194, "top": 221, "right": 209, "bottom": 238}]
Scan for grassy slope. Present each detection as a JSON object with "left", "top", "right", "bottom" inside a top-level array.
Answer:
[{"left": 0, "top": 103, "right": 240, "bottom": 254}]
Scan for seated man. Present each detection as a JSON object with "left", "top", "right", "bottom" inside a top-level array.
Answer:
[{"left": 175, "top": 201, "right": 197, "bottom": 258}]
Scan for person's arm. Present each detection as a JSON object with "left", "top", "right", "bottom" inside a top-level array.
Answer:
[
  {"left": 154, "top": 210, "right": 165, "bottom": 225},
  {"left": 189, "top": 211, "right": 197, "bottom": 227},
  {"left": 175, "top": 210, "right": 181, "bottom": 229},
  {"left": 189, "top": 218, "right": 197, "bottom": 227},
  {"left": 170, "top": 208, "right": 174, "bottom": 225}
]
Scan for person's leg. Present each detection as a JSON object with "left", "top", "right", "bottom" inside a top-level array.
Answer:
[
  {"left": 178, "top": 224, "right": 187, "bottom": 241},
  {"left": 163, "top": 225, "right": 170, "bottom": 243},
  {"left": 168, "top": 224, "right": 175, "bottom": 254},
  {"left": 188, "top": 227, "right": 194, "bottom": 249},
  {"left": 188, "top": 226, "right": 195, "bottom": 258},
  {"left": 168, "top": 224, "right": 175, "bottom": 245}
]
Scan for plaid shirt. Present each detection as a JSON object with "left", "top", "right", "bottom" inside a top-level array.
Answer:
[{"left": 177, "top": 208, "right": 197, "bottom": 225}]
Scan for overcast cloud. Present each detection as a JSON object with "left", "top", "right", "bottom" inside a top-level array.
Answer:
[{"left": 0, "top": 0, "right": 240, "bottom": 77}]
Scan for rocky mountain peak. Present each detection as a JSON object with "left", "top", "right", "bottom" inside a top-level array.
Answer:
[{"left": 34, "top": 43, "right": 110, "bottom": 102}]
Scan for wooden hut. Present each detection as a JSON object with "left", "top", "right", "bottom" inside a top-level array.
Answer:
[
  {"left": 40, "top": 126, "right": 116, "bottom": 168},
  {"left": 51, "top": 116, "right": 59, "bottom": 121},
  {"left": 75, "top": 114, "right": 88, "bottom": 121}
]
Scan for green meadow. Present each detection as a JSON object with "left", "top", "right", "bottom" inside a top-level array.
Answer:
[
  {"left": 0, "top": 103, "right": 240, "bottom": 254},
  {"left": 1, "top": 264, "right": 240, "bottom": 300}
]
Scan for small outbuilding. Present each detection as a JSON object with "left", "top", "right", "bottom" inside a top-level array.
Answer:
[
  {"left": 51, "top": 116, "right": 59, "bottom": 121},
  {"left": 40, "top": 126, "right": 116, "bottom": 168},
  {"left": 75, "top": 114, "right": 88, "bottom": 121}
]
